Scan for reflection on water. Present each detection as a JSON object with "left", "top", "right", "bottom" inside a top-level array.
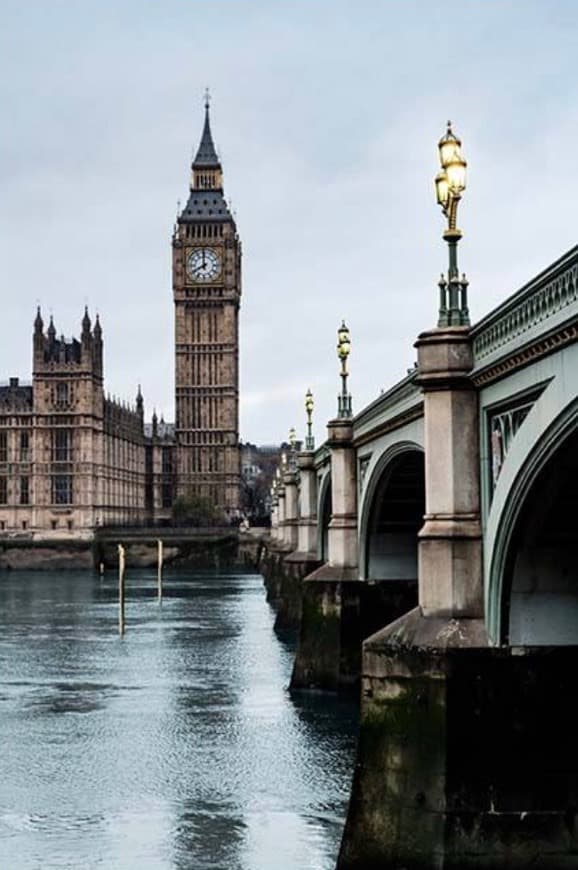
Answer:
[{"left": 0, "top": 570, "right": 357, "bottom": 869}]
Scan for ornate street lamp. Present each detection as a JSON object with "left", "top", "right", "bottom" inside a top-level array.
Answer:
[
  {"left": 288, "top": 427, "right": 297, "bottom": 468},
  {"left": 435, "top": 122, "right": 469, "bottom": 327},
  {"left": 304, "top": 389, "right": 315, "bottom": 451},
  {"left": 337, "top": 321, "right": 352, "bottom": 418}
]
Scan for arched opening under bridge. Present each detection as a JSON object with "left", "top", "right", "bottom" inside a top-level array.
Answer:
[
  {"left": 364, "top": 449, "right": 425, "bottom": 581},
  {"left": 504, "top": 426, "right": 578, "bottom": 645},
  {"left": 318, "top": 476, "right": 332, "bottom": 562}
]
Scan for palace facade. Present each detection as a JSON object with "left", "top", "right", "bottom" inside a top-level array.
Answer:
[{"left": 0, "top": 101, "right": 240, "bottom": 538}]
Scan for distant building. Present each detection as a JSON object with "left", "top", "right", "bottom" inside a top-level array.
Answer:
[
  {"left": 240, "top": 443, "right": 284, "bottom": 523},
  {"left": 0, "top": 309, "right": 149, "bottom": 535},
  {"left": 172, "top": 96, "right": 242, "bottom": 516},
  {"left": 0, "top": 100, "right": 241, "bottom": 537}
]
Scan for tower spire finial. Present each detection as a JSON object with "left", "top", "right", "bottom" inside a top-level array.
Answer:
[{"left": 192, "top": 91, "right": 220, "bottom": 170}]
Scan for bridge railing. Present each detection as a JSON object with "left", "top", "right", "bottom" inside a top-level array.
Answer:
[{"left": 472, "top": 245, "right": 578, "bottom": 368}]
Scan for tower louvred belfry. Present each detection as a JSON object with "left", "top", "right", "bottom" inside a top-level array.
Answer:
[{"left": 172, "top": 95, "right": 241, "bottom": 516}]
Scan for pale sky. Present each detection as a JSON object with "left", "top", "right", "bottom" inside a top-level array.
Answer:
[{"left": 1, "top": 1, "right": 577, "bottom": 445}]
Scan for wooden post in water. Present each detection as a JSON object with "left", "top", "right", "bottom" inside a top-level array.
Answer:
[
  {"left": 157, "top": 539, "right": 164, "bottom": 605},
  {"left": 118, "top": 543, "right": 126, "bottom": 636},
  {"left": 99, "top": 561, "right": 104, "bottom": 576}
]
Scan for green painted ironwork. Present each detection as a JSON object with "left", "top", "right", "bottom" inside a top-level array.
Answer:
[{"left": 473, "top": 248, "right": 578, "bottom": 362}]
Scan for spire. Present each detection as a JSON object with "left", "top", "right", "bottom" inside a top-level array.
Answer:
[
  {"left": 192, "top": 89, "right": 220, "bottom": 169},
  {"left": 47, "top": 315, "right": 56, "bottom": 341},
  {"left": 93, "top": 313, "right": 102, "bottom": 340},
  {"left": 34, "top": 306, "right": 43, "bottom": 334},
  {"left": 136, "top": 384, "right": 144, "bottom": 415},
  {"left": 82, "top": 306, "right": 91, "bottom": 336}
]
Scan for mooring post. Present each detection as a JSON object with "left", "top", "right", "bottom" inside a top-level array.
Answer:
[
  {"left": 118, "top": 543, "right": 125, "bottom": 636},
  {"left": 157, "top": 539, "right": 163, "bottom": 604}
]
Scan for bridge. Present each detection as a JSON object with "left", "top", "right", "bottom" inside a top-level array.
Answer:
[{"left": 264, "top": 151, "right": 578, "bottom": 864}]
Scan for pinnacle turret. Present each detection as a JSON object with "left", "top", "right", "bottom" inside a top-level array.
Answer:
[
  {"left": 34, "top": 306, "right": 43, "bottom": 334},
  {"left": 82, "top": 306, "right": 91, "bottom": 336}
]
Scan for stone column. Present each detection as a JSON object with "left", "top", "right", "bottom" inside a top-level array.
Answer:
[
  {"left": 282, "top": 468, "right": 299, "bottom": 551},
  {"left": 415, "top": 325, "right": 482, "bottom": 616},
  {"left": 327, "top": 418, "right": 358, "bottom": 571},
  {"left": 276, "top": 485, "right": 286, "bottom": 545},
  {"left": 291, "top": 417, "right": 360, "bottom": 691},
  {"left": 296, "top": 451, "right": 317, "bottom": 555},
  {"left": 270, "top": 495, "right": 279, "bottom": 540}
]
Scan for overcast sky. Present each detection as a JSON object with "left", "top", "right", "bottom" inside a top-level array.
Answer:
[{"left": 1, "top": 1, "right": 577, "bottom": 445}]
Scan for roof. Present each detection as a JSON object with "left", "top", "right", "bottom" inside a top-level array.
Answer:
[
  {"left": 0, "top": 381, "right": 33, "bottom": 411},
  {"left": 192, "top": 105, "right": 220, "bottom": 168},
  {"left": 178, "top": 189, "right": 232, "bottom": 224}
]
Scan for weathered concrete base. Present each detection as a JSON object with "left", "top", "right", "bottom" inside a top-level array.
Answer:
[
  {"left": 339, "top": 607, "right": 578, "bottom": 869},
  {"left": 259, "top": 540, "right": 293, "bottom": 605},
  {"left": 274, "top": 551, "right": 321, "bottom": 630},
  {"left": 258, "top": 541, "right": 321, "bottom": 629},
  {"left": 290, "top": 566, "right": 418, "bottom": 692}
]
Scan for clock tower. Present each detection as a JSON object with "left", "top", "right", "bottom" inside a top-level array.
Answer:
[{"left": 172, "top": 97, "right": 241, "bottom": 516}]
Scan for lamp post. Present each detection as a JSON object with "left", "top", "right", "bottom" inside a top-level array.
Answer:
[
  {"left": 435, "top": 121, "right": 469, "bottom": 327},
  {"left": 288, "top": 427, "right": 297, "bottom": 468},
  {"left": 337, "top": 321, "right": 352, "bottom": 418},
  {"left": 304, "top": 389, "right": 315, "bottom": 451}
]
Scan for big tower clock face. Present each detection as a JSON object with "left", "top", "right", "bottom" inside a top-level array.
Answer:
[{"left": 186, "top": 247, "right": 221, "bottom": 282}]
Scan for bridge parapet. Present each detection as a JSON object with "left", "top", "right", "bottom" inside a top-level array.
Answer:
[
  {"left": 352, "top": 372, "right": 422, "bottom": 445},
  {"left": 472, "top": 245, "right": 578, "bottom": 379}
]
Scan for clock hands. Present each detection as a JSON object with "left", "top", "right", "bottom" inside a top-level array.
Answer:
[{"left": 186, "top": 248, "right": 220, "bottom": 281}]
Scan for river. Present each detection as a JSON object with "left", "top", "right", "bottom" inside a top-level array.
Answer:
[{"left": 0, "top": 569, "right": 357, "bottom": 870}]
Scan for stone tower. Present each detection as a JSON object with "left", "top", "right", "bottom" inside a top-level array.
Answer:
[
  {"left": 172, "top": 98, "right": 241, "bottom": 516},
  {"left": 31, "top": 307, "right": 104, "bottom": 529}
]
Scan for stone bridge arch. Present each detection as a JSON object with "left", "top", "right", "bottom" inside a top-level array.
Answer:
[
  {"left": 358, "top": 441, "right": 425, "bottom": 582},
  {"left": 486, "top": 381, "right": 578, "bottom": 645}
]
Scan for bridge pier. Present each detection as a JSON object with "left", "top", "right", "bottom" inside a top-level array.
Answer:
[
  {"left": 279, "top": 451, "right": 322, "bottom": 629},
  {"left": 339, "top": 324, "right": 492, "bottom": 864},
  {"left": 339, "top": 611, "right": 578, "bottom": 869},
  {"left": 291, "top": 418, "right": 363, "bottom": 691}
]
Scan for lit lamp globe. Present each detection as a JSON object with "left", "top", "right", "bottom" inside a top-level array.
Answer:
[
  {"left": 337, "top": 321, "right": 351, "bottom": 361},
  {"left": 438, "top": 122, "right": 462, "bottom": 168},
  {"left": 435, "top": 170, "right": 450, "bottom": 212},
  {"left": 438, "top": 122, "right": 467, "bottom": 196}
]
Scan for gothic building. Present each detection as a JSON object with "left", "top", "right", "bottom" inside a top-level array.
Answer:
[
  {"left": 0, "top": 100, "right": 241, "bottom": 537},
  {"left": 0, "top": 310, "right": 148, "bottom": 534},
  {"left": 172, "top": 97, "right": 242, "bottom": 514}
]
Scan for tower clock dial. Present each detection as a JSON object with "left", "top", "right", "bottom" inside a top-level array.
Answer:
[{"left": 186, "top": 247, "right": 221, "bottom": 282}]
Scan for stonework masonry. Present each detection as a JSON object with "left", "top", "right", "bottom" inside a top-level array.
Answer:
[{"left": 0, "top": 103, "right": 241, "bottom": 540}]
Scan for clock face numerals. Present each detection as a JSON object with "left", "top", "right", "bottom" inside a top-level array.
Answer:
[{"left": 186, "top": 247, "right": 221, "bottom": 282}]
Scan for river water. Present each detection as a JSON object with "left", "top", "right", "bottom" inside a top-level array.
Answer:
[{"left": 0, "top": 570, "right": 358, "bottom": 870}]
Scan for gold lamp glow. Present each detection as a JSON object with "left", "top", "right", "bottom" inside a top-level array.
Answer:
[
  {"left": 337, "top": 321, "right": 351, "bottom": 361},
  {"left": 435, "top": 170, "right": 449, "bottom": 210},
  {"left": 438, "top": 122, "right": 462, "bottom": 168}
]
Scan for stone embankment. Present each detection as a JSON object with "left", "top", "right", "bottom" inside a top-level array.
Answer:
[{"left": 0, "top": 527, "right": 250, "bottom": 571}]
